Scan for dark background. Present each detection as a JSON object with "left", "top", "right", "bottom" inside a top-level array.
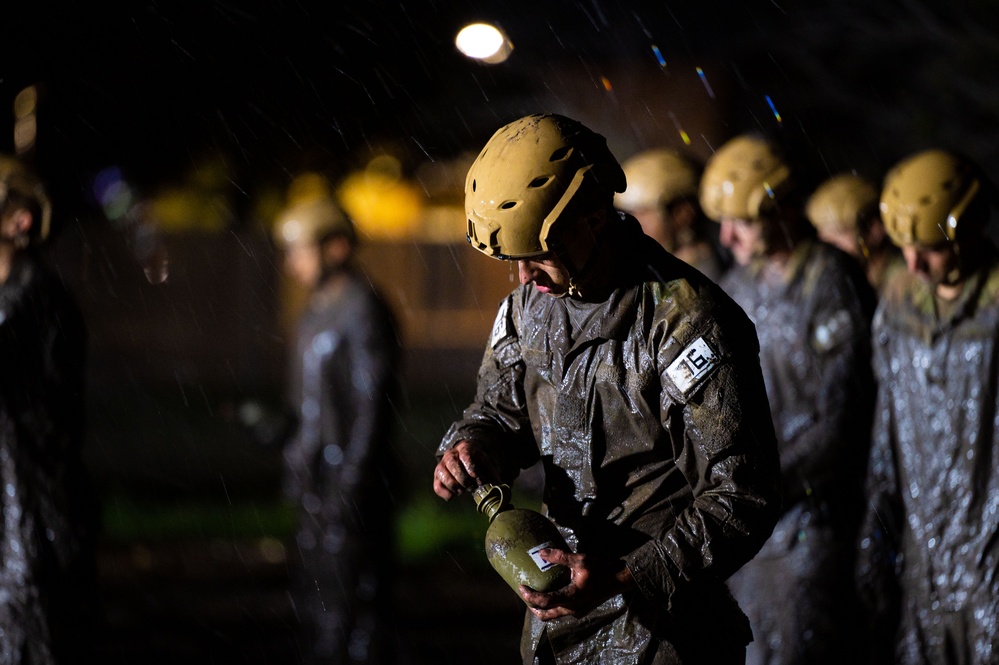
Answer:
[
  {"left": 5, "top": 0, "right": 999, "bottom": 221},
  {"left": 2, "top": 1, "right": 998, "bottom": 662}
]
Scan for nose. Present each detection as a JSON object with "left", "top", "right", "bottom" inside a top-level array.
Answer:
[
  {"left": 718, "top": 220, "right": 735, "bottom": 248},
  {"left": 518, "top": 260, "right": 535, "bottom": 285},
  {"left": 904, "top": 250, "right": 926, "bottom": 275}
]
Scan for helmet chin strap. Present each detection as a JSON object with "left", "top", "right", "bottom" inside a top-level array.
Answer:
[{"left": 552, "top": 212, "right": 605, "bottom": 300}]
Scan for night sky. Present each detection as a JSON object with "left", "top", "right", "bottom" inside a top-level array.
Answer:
[{"left": 3, "top": 0, "right": 998, "bottom": 230}]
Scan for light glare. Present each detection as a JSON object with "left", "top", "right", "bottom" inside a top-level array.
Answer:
[{"left": 456, "top": 23, "right": 512, "bottom": 63}]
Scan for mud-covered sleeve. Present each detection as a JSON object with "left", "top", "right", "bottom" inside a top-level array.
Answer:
[
  {"left": 855, "top": 318, "right": 903, "bottom": 616},
  {"left": 339, "top": 294, "right": 400, "bottom": 497},
  {"left": 436, "top": 294, "right": 539, "bottom": 479},
  {"left": 623, "top": 306, "right": 782, "bottom": 608},
  {"left": 778, "top": 263, "right": 875, "bottom": 504}
]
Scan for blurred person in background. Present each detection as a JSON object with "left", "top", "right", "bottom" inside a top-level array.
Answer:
[
  {"left": 615, "top": 148, "right": 730, "bottom": 280},
  {"left": 700, "top": 134, "right": 876, "bottom": 665},
  {"left": 856, "top": 148, "right": 999, "bottom": 665},
  {"left": 806, "top": 172, "right": 904, "bottom": 294},
  {"left": 434, "top": 113, "right": 781, "bottom": 664},
  {"left": 0, "top": 156, "right": 101, "bottom": 664},
  {"left": 272, "top": 184, "right": 401, "bottom": 664}
]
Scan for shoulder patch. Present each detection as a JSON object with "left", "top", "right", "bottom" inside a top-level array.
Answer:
[
  {"left": 489, "top": 298, "right": 512, "bottom": 349},
  {"left": 812, "top": 309, "right": 853, "bottom": 353},
  {"left": 666, "top": 336, "right": 719, "bottom": 397}
]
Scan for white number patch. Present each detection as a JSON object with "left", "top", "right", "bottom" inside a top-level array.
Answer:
[
  {"left": 666, "top": 336, "right": 719, "bottom": 396},
  {"left": 528, "top": 542, "right": 558, "bottom": 571}
]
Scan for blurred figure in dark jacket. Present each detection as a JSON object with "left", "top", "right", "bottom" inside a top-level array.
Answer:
[
  {"left": 805, "top": 172, "right": 904, "bottom": 295},
  {"left": 615, "top": 148, "right": 730, "bottom": 280},
  {"left": 857, "top": 149, "right": 999, "bottom": 665},
  {"left": 0, "top": 156, "right": 100, "bottom": 664},
  {"left": 273, "top": 176, "right": 401, "bottom": 664},
  {"left": 701, "top": 135, "right": 876, "bottom": 665}
]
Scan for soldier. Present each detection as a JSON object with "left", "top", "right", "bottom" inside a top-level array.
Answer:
[
  {"left": 433, "top": 114, "right": 781, "bottom": 664},
  {"left": 700, "top": 135, "right": 876, "bottom": 664},
  {"left": 806, "top": 172, "right": 904, "bottom": 293},
  {"left": 0, "top": 156, "right": 101, "bottom": 664},
  {"left": 273, "top": 184, "right": 401, "bottom": 664},
  {"left": 615, "top": 148, "right": 729, "bottom": 280},
  {"left": 856, "top": 148, "right": 999, "bottom": 664}
]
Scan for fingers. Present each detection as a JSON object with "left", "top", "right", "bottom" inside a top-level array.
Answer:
[
  {"left": 536, "top": 547, "right": 570, "bottom": 566},
  {"left": 530, "top": 605, "right": 573, "bottom": 621},
  {"left": 432, "top": 442, "right": 488, "bottom": 499}
]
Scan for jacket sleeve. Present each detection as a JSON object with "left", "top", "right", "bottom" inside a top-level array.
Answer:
[
  {"left": 623, "top": 308, "right": 782, "bottom": 608},
  {"left": 855, "top": 322, "right": 903, "bottom": 618},
  {"left": 437, "top": 293, "right": 540, "bottom": 480},
  {"left": 338, "top": 295, "right": 400, "bottom": 499},
  {"left": 777, "top": 263, "right": 874, "bottom": 507}
]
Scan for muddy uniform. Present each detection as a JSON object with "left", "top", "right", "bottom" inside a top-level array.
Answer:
[
  {"left": 0, "top": 253, "right": 99, "bottom": 665},
  {"left": 720, "top": 239, "right": 875, "bottom": 664},
  {"left": 283, "top": 272, "right": 400, "bottom": 664},
  {"left": 440, "top": 217, "right": 781, "bottom": 664},
  {"left": 857, "top": 248, "right": 999, "bottom": 665}
]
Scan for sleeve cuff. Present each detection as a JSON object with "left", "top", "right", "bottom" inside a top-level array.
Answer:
[{"left": 623, "top": 539, "right": 682, "bottom": 609}]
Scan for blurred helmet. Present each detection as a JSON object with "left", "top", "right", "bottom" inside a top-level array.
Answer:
[
  {"left": 880, "top": 149, "right": 982, "bottom": 247},
  {"left": 615, "top": 149, "right": 700, "bottom": 212},
  {"left": 806, "top": 173, "right": 879, "bottom": 235},
  {"left": 464, "top": 113, "right": 626, "bottom": 260},
  {"left": 273, "top": 196, "right": 355, "bottom": 249},
  {"left": 0, "top": 155, "right": 52, "bottom": 243},
  {"left": 699, "top": 134, "right": 792, "bottom": 222}
]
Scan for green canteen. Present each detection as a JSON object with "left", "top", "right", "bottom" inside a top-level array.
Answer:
[{"left": 473, "top": 483, "right": 571, "bottom": 598}]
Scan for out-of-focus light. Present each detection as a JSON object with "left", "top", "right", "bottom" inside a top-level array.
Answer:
[
  {"left": 766, "top": 95, "right": 783, "bottom": 123},
  {"left": 13, "top": 117, "right": 36, "bottom": 154},
  {"left": 13, "top": 86, "right": 38, "bottom": 155},
  {"left": 601, "top": 77, "right": 613, "bottom": 92},
  {"left": 455, "top": 22, "right": 513, "bottom": 64},
  {"left": 651, "top": 45, "right": 667, "bottom": 68},
  {"left": 696, "top": 66, "right": 716, "bottom": 99},
  {"left": 13, "top": 87, "right": 37, "bottom": 119},
  {"left": 337, "top": 156, "right": 424, "bottom": 240},
  {"left": 93, "top": 166, "right": 134, "bottom": 222}
]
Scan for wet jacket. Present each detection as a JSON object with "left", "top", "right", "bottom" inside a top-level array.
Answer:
[
  {"left": 857, "top": 247, "right": 999, "bottom": 665},
  {"left": 282, "top": 270, "right": 400, "bottom": 663},
  {"left": 439, "top": 215, "right": 781, "bottom": 664},
  {"left": 283, "top": 271, "right": 399, "bottom": 516},
  {"left": 719, "top": 239, "right": 875, "bottom": 664},
  {"left": 0, "top": 253, "right": 99, "bottom": 665}
]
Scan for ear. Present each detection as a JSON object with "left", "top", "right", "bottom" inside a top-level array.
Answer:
[
  {"left": 321, "top": 234, "right": 353, "bottom": 267},
  {"left": 586, "top": 207, "right": 609, "bottom": 236}
]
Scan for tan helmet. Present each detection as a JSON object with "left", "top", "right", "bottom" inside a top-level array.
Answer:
[
  {"left": 699, "top": 134, "right": 793, "bottom": 222},
  {"left": 0, "top": 155, "right": 52, "bottom": 243},
  {"left": 880, "top": 149, "right": 982, "bottom": 247},
  {"left": 806, "top": 173, "right": 879, "bottom": 235},
  {"left": 615, "top": 148, "right": 699, "bottom": 212},
  {"left": 464, "top": 113, "right": 626, "bottom": 260},
  {"left": 273, "top": 196, "right": 355, "bottom": 249}
]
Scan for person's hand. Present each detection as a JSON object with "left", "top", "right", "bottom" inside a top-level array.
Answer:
[
  {"left": 519, "top": 548, "right": 635, "bottom": 621},
  {"left": 433, "top": 440, "right": 501, "bottom": 500}
]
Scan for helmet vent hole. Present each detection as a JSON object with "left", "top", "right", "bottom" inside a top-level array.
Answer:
[
  {"left": 549, "top": 146, "right": 572, "bottom": 162},
  {"left": 472, "top": 179, "right": 477, "bottom": 192},
  {"left": 500, "top": 200, "right": 519, "bottom": 209},
  {"left": 528, "top": 176, "right": 552, "bottom": 188}
]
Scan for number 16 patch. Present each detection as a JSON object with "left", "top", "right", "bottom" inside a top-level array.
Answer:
[{"left": 666, "top": 336, "right": 719, "bottom": 397}]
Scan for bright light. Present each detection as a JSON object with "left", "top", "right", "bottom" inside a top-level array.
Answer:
[{"left": 455, "top": 22, "right": 512, "bottom": 64}]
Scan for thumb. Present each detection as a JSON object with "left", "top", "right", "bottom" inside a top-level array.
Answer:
[{"left": 538, "top": 547, "right": 570, "bottom": 565}]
